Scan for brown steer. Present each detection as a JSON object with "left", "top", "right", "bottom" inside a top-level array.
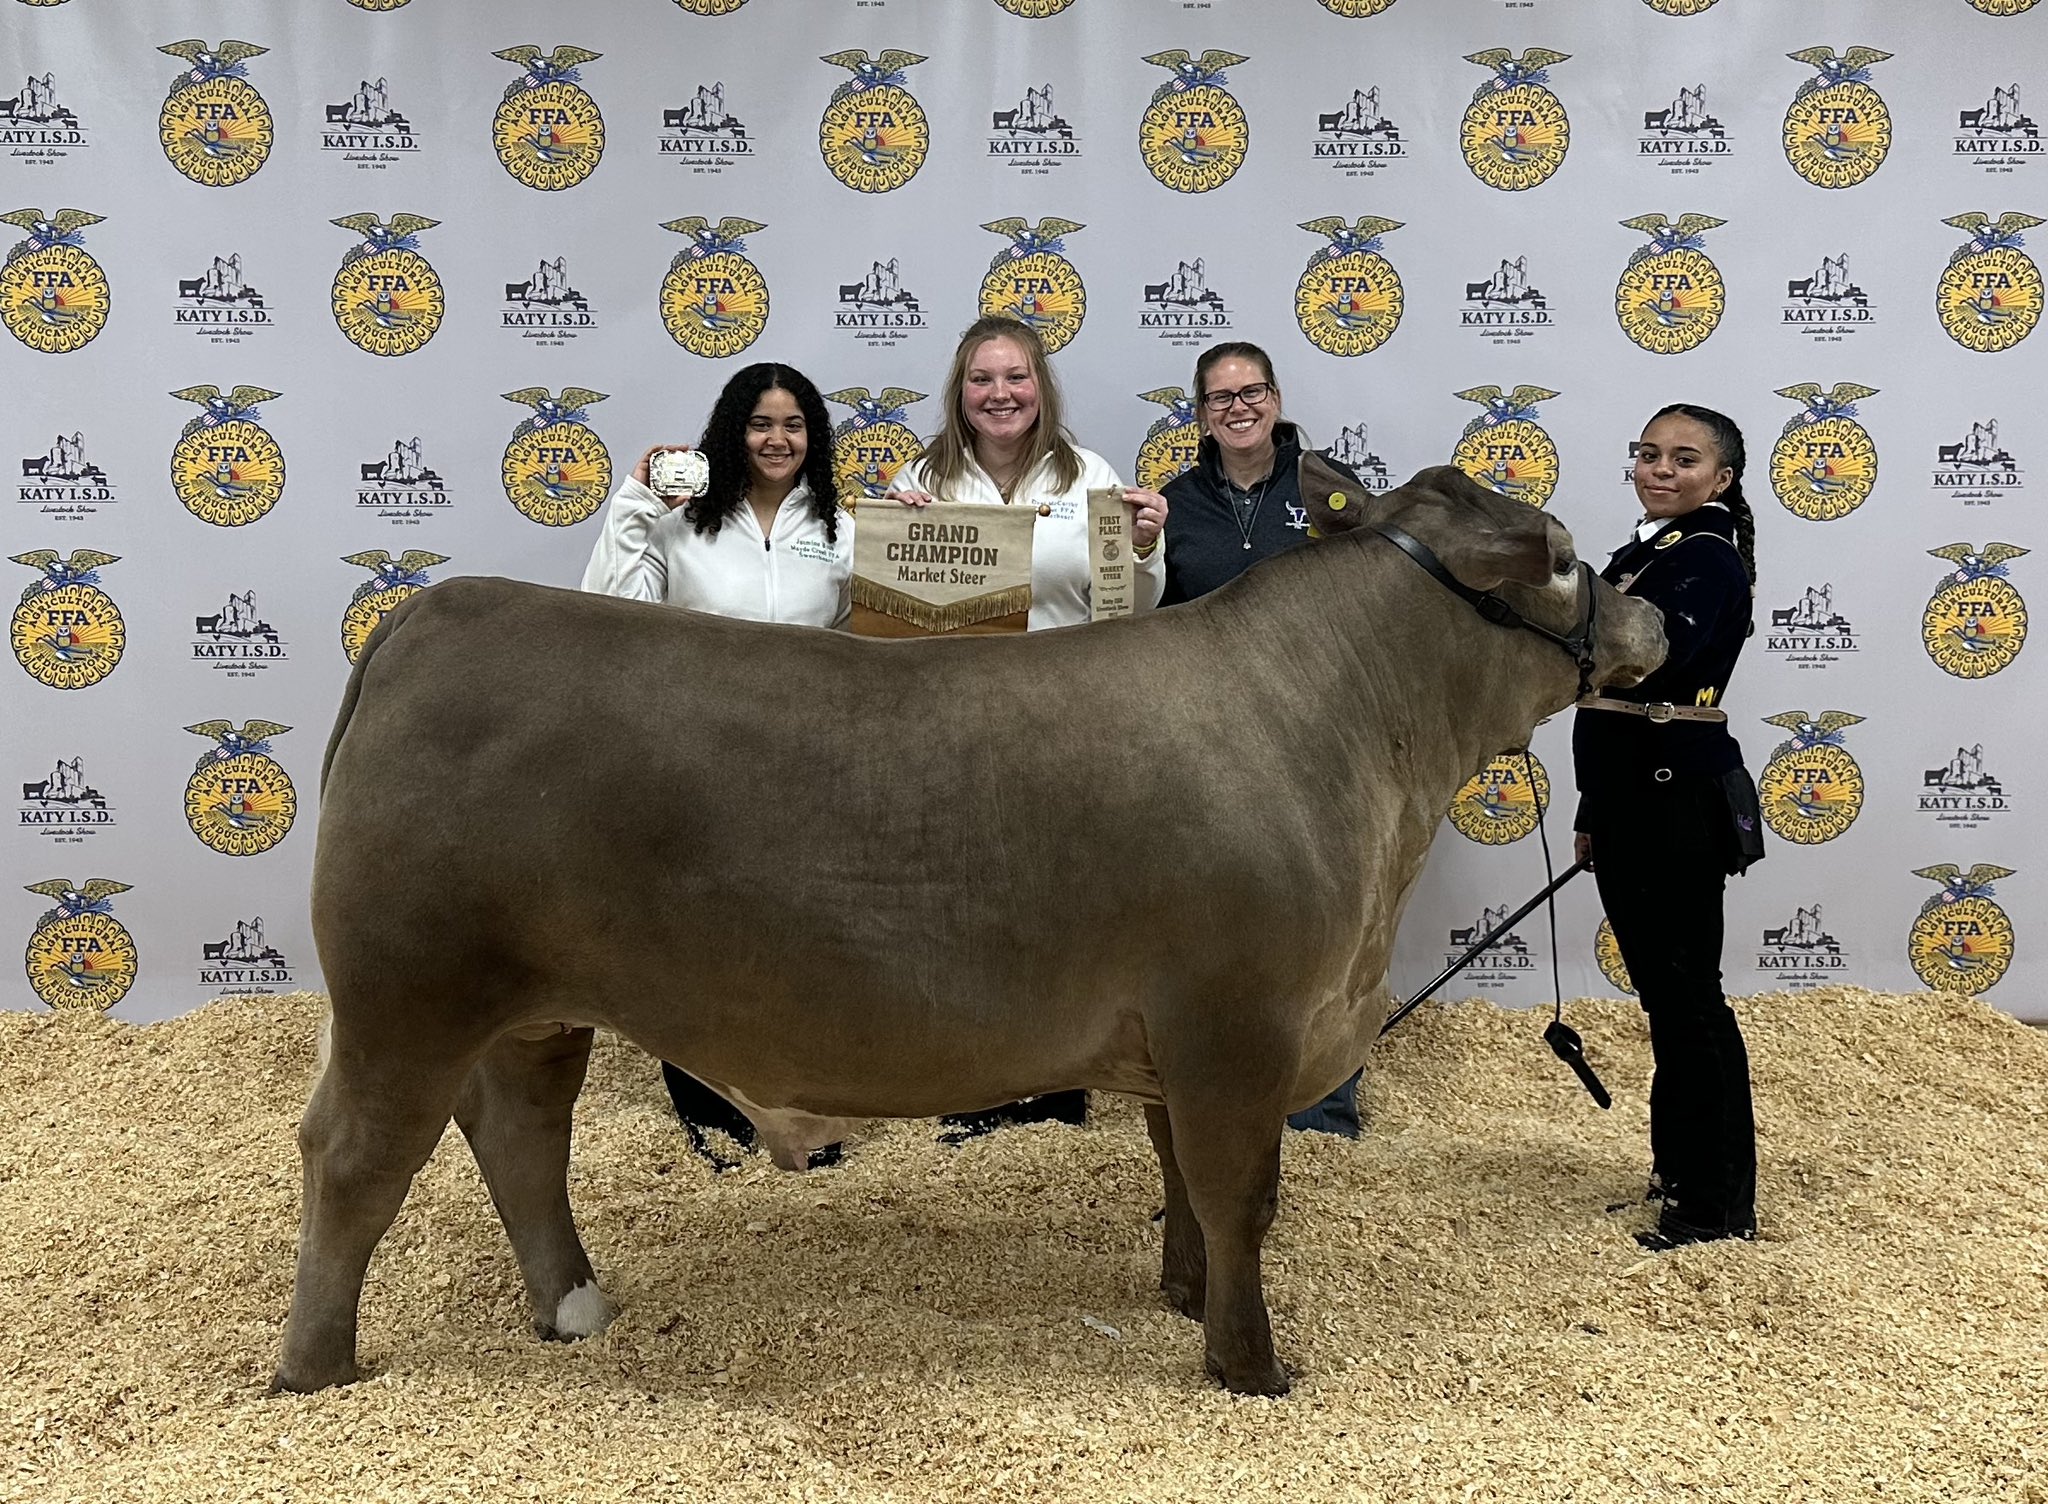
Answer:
[{"left": 277, "top": 459, "right": 1665, "bottom": 1397}]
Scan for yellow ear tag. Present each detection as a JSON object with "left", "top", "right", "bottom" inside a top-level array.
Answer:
[
  {"left": 1654, "top": 531, "right": 1682, "bottom": 548},
  {"left": 1328, "top": 493, "right": 1347, "bottom": 511}
]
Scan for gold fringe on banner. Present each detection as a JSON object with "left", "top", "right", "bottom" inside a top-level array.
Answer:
[{"left": 850, "top": 578, "right": 1034, "bottom": 634}]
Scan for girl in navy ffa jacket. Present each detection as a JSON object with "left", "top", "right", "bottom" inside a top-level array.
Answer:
[{"left": 1573, "top": 403, "right": 1765, "bottom": 1250}]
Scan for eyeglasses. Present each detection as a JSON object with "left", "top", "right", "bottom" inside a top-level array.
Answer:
[{"left": 1200, "top": 382, "right": 1273, "bottom": 413}]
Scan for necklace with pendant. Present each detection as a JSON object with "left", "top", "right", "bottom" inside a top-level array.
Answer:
[{"left": 1233, "top": 477, "right": 1269, "bottom": 550}]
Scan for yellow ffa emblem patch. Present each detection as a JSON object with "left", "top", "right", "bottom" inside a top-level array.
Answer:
[
  {"left": 11, "top": 549, "right": 124, "bottom": 690},
  {"left": 1138, "top": 51, "right": 1251, "bottom": 194},
  {"left": 340, "top": 548, "right": 446, "bottom": 663},
  {"left": 1294, "top": 217, "right": 1404, "bottom": 356},
  {"left": 1615, "top": 214, "right": 1726, "bottom": 354},
  {"left": 1967, "top": 0, "right": 2039, "bottom": 14},
  {"left": 1317, "top": 0, "right": 1400, "bottom": 13},
  {"left": 1907, "top": 863, "right": 2017, "bottom": 995},
  {"left": 493, "top": 47, "right": 606, "bottom": 191},
  {"left": 1461, "top": 49, "right": 1572, "bottom": 192},
  {"left": 659, "top": 215, "right": 770, "bottom": 357},
  {"left": 1769, "top": 382, "right": 1879, "bottom": 522},
  {"left": 183, "top": 720, "right": 296, "bottom": 857},
  {"left": 1781, "top": 48, "right": 1892, "bottom": 190},
  {"left": 1593, "top": 918, "right": 1634, "bottom": 996},
  {"left": 1655, "top": 532, "right": 1682, "bottom": 548},
  {"left": 1923, "top": 542, "right": 2029, "bottom": 679},
  {"left": 1937, "top": 212, "right": 2044, "bottom": 354},
  {"left": 819, "top": 50, "right": 929, "bottom": 194},
  {"left": 330, "top": 214, "right": 444, "bottom": 356},
  {"left": 168, "top": 385, "right": 286, "bottom": 527},
  {"left": 992, "top": 0, "right": 1077, "bottom": 14},
  {"left": 978, "top": 217, "right": 1088, "bottom": 353},
  {"left": 1758, "top": 710, "right": 1866, "bottom": 844},
  {"left": 1450, "top": 385, "right": 1560, "bottom": 509},
  {"left": 826, "top": 386, "right": 925, "bottom": 499},
  {"left": 158, "top": 42, "right": 273, "bottom": 188},
  {"left": 1131, "top": 388, "right": 1201, "bottom": 492},
  {"left": 1, "top": 208, "right": 109, "bottom": 354},
  {"left": 501, "top": 389, "right": 613, "bottom": 527},
  {"left": 23, "top": 878, "right": 138, "bottom": 1013},
  {"left": 1446, "top": 752, "right": 1550, "bottom": 845}
]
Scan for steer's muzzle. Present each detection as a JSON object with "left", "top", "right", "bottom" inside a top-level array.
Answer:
[{"left": 1589, "top": 584, "right": 1667, "bottom": 691}]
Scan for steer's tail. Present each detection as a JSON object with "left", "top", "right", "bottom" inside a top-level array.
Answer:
[{"left": 320, "top": 590, "right": 426, "bottom": 797}]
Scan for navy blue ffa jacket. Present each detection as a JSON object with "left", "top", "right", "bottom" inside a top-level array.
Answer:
[
  {"left": 1573, "top": 504, "right": 1752, "bottom": 795},
  {"left": 1160, "top": 423, "right": 1316, "bottom": 605}
]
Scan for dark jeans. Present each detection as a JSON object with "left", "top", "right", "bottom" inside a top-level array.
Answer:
[
  {"left": 1288, "top": 1069, "right": 1361, "bottom": 1137},
  {"left": 1586, "top": 781, "right": 1757, "bottom": 1234}
]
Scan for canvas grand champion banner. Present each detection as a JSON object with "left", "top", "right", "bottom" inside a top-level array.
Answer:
[{"left": 850, "top": 502, "right": 1036, "bottom": 637}]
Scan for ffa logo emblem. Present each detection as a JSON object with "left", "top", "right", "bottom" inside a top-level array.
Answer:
[
  {"left": 1769, "top": 382, "right": 1879, "bottom": 522},
  {"left": 502, "top": 388, "right": 612, "bottom": 527},
  {"left": 825, "top": 387, "right": 924, "bottom": 499},
  {"left": 341, "top": 549, "right": 445, "bottom": 663},
  {"left": 1317, "top": 0, "right": 1399, "bottom": 14},
  {"left": 1783, "top": 47, "right": 1892, "bottom": 189},
  {"left": 158, "top": 40, "right": 272, "bottom": 187},
  {"left": 347, "top": 0, "right": 412, "bottom": 9},
  {"left": 11, "top": 549, "right": 122, "bottom": 689},
  {"left": 493, "top": 45, "right": 604, "bottom": 191},
  {"left": 819, "top": 49, "right": 929, "bottom": 194},
  {"left": 1924, "top": 542, "right": 2029, "bottom": 679},
  {"left": 670, "top": 0, "right": 746, "bottom": 13},
  {"left": 1758, "top": 711, "right": 1864, "bottom": 844},
  {"left": 1451, "top": 386, "right": 1560, "bottom": 509},
  {"left": 1461, "top": 49, "right": 1572, "bottom": 192},
  {"left": 991, "top": 0, "right": 1077, "bottom": 14},
  {"left": 1938, "top": 212, "right": 2044, "bottom": 354},
  {"left": 1295, "top": 216, "right": 1403, "bottom": 356},
  {"left": 978, "top": 216, "right": 1088, "bottom": 354},
  {"left": 1967, "top": 0, "right": 2040, "bottom": 12},
  {"left": 23, "top": 878, "right": 137, "bottom": 1012},
  {"left": 1908, "top": 863, "right": 2016, "bottom": 995},
  {"left": 1138, "top": 49, "right": 1251, "bottom": 194},
  {"left": 1593, "top": 919, "right": 1635, "bottom": 995},
  {"left": 659, "top": 215, "right": 770, "bottom": 357},
  {"left": 1615, "top": 214, "right": 1726, "bottom": 354},
  {"left": 330, "top": 213, "right": 443, "bottom": 356},
  {"left": 1, "top": 209, "right": 108, "bottom": 354},
  {"left": 169, "top": 384, "right": 285, "bottom": 526},
  {"left": 184, "top": 719, "right": 296, "bottom": 857},
  {"left": 1446, "top": 752, "right": 1550, "bottom": 845},
  {"left": 1642, "top": 0, "right": 1718, "bottom": 11},
  {"left": 1133, "top": 388, "right": 1201, "bottom": 492}
]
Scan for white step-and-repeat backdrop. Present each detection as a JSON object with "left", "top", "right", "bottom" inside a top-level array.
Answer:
[{"left": 5, "top": 0, "right": 2041, "bottom": 1021}]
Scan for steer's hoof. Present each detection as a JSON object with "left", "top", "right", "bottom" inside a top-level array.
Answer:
[
  {"left": 1206, "top": 1351, "right": 1291, "bottom": 1398},
  {"left": 268, "top": 1359, "right": 356, "bottom": 1395}
]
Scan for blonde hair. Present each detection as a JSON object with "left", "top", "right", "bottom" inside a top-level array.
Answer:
[{"left": 917, "top": 316, "right": 1082, "bottom": 499}]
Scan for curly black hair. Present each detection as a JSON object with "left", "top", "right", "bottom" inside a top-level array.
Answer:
[
  {"left": 1651, "top": 402, "right": 1755, "bottom": 584},
  {"left": 685, "top": 363, "right": 842, "bottom": 544}
]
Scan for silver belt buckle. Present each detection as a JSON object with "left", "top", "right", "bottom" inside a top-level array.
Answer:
[{"left": 1644, "top": 701, "right": 1676, "bottom": 724}]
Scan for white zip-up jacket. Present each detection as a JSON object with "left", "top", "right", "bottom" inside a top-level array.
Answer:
[
  {"left": 580, "top": 477, "right": 853, "bottom": 628},
  {"left": 891, "top": 446, "right": 1165, "bottom": 629}
]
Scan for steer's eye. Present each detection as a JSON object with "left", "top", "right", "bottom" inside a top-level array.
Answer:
[{"left": 1553, "top": 553, "right": 1577, "bottom": 579}]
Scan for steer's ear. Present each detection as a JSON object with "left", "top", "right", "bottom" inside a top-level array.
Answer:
[
  {"left": 1414, "top": 465, "right": 1566, "bottom": 591},
  {"left": 1298, "top": 448, "right": 1373, "bottom": 537}
]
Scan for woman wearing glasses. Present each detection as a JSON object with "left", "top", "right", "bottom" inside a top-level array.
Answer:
[{"left": 1158, "top": 342, "right": 1364, "bottom": 1138}]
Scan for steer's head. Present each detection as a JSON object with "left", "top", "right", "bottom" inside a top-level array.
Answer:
[{"left": 1298, "top": 452, "right": 1667, "bottom": 700}]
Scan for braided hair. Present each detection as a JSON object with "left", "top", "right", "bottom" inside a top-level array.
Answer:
[
  {"left": 1652, "top": 402, "right": 1754, "bottom": 584},
  {"left": 686, "top": 363, "right": 842, "bottom": 545}
]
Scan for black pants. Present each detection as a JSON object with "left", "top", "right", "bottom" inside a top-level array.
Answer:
[{"left": 1585, "top": 780, "right": 1756, "bottom": 1234}]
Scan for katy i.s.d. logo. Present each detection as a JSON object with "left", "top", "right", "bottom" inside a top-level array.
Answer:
[
  {"left": 1447, "top": 752, "right": 1550, "bottom": 845},
  {"left": 1920, "top": 741, "right": 2011, "bottom": 826},
  {"left": 1769, "top": 382, "right": 1879, "bottom": 521},
  {"left": 1782, "top": 47, "right": 1892, "bottom": 189},
  {"left": 1451, "top": 386, "right": 1560, "bottom": 508},
  {"left": 1326, "top": 422, "right": 1393, "bottom": 493},
  {"left": 158, "top": 41, "right": 272, "bottom": 187},
  {"left": 1924, "top": 542, "right": 2029, "bottom": 678},
  {"left": 184, "top": 719, "right": 295, "bottom": 856},
  {"left": 331, "top": 214, "right": 443, "bottom": 356},
  {"left": 1933, "top": 416, "right": 2024, "bottom": 500},
  {"left": 819, "top": 50, "right": 929, "bottom": 193},
  {"left": 493, "top": 45, "right": 604, "bottom": 191},
  {"left": 11, "top": 549, "right": 122, "bottom": 689},
  {"left": 1294, "top": 216, "right": 1403, "bottom": 356},
  {"left": 1138, "top": 49, "right": 1250, "bottom": 194},
  {"left": 1461, "top": 49, "right": 1571, "bottom": 192},
  {"left": 1763, "top": 579, "right": 1858, "bottom": 666},
  {"left": 979, "top": 217, "right": 1087, "bottom": 354},
  {"left": 1616, "top": 214, "right": 1726, "bottom": 353},
  {"left": 1132, "top": 388, "right": 1201, "bottom": 492},
  {"left": 1908, "top": 863, "right": 2016, "bottom": 994},
  {"left": 24, "top": 879, "right": 137, "bottom": 1012},
  {"left": 18, "top": 428, "right": 112, "bottom": 518},
  {"left": 825, "top": 387, "right": 924, "bottom": 499},
  {"left": 1938, "top": 212, "right": 2044, "bottom": 353},
  {"left": 197, "top": 914, "right": 293, "bottom": 994},
  {"left": 341, "top": 549, "right": 445, "bottom": 663},
  {"left": 659, "top": 215, "right": 769, "bottom": 356},
  {"left": 502, "top": 388, "right": 612, "bottom": 527},
  {"left": 1758, "top": 711, "right": 1865, "bottom": 844},
  {"left": 1593, "top": 918, "right": 1635, "bottom": 996},
  {"left": 192, "top": 588, "right": 286, "bottom": 675},
  {"left": 19, "top": 755, "right": 114, "bottom": 845},
  {"left": 169, "top": 385, "right": 285, "bottom": 526},
  {"left": 1, "top": 209, "right": 108, "bottom": 354}
]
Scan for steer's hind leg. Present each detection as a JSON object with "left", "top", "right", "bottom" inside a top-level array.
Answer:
[
  {"left": 274, "top": 1039, "right": 472, "bottom": 1394},
  {"left": 1144, "top": 1104, "right": 1206, "bottom": 1319},
  {"left": 452, "top": 1026, "right": 609, "bottom": 1343}
]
